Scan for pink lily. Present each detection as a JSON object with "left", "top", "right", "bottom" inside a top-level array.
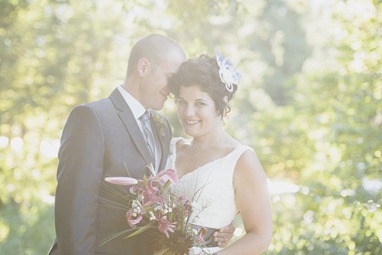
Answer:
[
  {"left": 157, "top": 169, "right": 178, "bottom": 185},
  {"left": 126, "top": 209, "right": 143, "bottom": 228},
  {"left": 105, "top": 177, "right": 138, "bottom": 186},
  {"left": 129, "top": 185, "right": 140, "bottom": 194},
  {"left": 158, "top": 216, "right": 176, "bottom": 238},
  {"left": 146, "top": 179, "right": 160, "bottom": 194},
  {"left": 142, "top": 190, "right": 166, "bottom": 205}
]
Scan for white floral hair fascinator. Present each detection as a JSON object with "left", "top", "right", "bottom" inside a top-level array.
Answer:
[{"left": 216, "top": 53, "right": 241, "bottom": 92}]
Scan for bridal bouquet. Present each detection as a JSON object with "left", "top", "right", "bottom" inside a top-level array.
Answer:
[{"left": 102, "top": 168, "right": 204, "bottom": 255}]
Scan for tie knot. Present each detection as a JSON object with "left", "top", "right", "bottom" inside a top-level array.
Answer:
[{"left": 140, "top": 111, "right": 151, "bottom": 122}]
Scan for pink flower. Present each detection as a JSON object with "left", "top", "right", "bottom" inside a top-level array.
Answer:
[
  {"left": 126, "top": 209, "right": 143, "bottom": 228},
  {"left": 129, "top": 185, "right": 140, "bottom": 194},
  {"left": 142, "top": 190, "right": 166, "bottom": 206},
  {"left": 157, "top": 169, "right": 178, "bottom": 185},
  {"left": 105, "top": 177, "right": 138, "bottom": 186},
  {"left": 146, "top": 179, "right": 160, "bottom": 194},
  {"left": 178, "top": 195, "right": 192, "bottom": 215},
  {"left": 158, "top": 216, "right": 176, "bottom": 238}
]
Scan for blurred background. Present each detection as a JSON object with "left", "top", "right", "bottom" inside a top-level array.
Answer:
[{"left": 0, "top": 0, "right": 381, "bottom": 254}]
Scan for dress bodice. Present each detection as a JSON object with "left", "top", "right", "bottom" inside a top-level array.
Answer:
[{"left": 167, "top": 137, "right": 252, "bottom": 229}]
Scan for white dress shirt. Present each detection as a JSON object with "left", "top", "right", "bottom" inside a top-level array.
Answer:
[
  {"left": 117, "top": 85, "right": 159, "bottom": 173},
  {"left": 117, "top": 85, "right": 145, "bottom": 122}
]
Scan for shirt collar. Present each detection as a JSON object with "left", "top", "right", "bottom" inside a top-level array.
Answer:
[{"left": 117, "top": 85, "right": 145, "bottom": 120}]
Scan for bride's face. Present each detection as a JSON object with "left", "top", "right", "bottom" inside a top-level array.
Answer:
[{"left": 176, "top": 85, "right": 221, "bottom": 138}]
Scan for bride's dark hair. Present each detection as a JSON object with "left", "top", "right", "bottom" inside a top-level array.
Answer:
[{"left": 169, "top": 54, "right": 238, "bottom": 117}]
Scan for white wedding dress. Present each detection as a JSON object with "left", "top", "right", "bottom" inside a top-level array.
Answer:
[{"left": 167, "top": 138, "right": 252, "bottom": 255}]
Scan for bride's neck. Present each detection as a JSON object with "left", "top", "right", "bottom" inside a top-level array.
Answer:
[{"left": 191, "top": 127, "right": 230, "bottom": 147}]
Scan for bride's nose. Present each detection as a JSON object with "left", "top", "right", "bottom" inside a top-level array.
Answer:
[{"left": 183, "top": 105, "right": 196, "bottom": 117}]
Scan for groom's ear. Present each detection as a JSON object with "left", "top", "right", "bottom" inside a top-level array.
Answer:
[{"left": 137, "top": 58, "right": 150, "bottom": 77}]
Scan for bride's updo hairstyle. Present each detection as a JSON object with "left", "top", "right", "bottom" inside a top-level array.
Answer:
[{"left": 169, "top": 54, "right": 240, "bottom": 117}]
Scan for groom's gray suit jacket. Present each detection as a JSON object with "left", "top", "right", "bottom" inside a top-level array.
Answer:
[{"left": 48, "top": 88, "right": 172, "bottom": 255}]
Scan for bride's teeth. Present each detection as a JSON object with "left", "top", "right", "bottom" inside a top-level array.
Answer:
[{"left": 186, "top": 120, "right": 199, "bottom": 125}]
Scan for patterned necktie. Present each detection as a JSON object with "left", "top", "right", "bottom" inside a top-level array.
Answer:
[{"left": 139, "top": 111, "right": 156, "bottom": 167}]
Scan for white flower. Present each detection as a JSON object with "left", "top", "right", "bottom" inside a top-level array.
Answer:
[
  {"left": 149, "top": 211, "right": 156, "bottom": 221},
  {"left": 216, "top": 53, "right": 240, "bottom": 92}
]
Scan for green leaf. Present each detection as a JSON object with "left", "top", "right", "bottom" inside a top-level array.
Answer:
[{"left": 125, "top": 224, "right": 155, "bottom": 239}]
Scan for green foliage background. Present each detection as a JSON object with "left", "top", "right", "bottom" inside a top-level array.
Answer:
[{"left": 0, "top": 0, "right": 381, "bottom": 254}]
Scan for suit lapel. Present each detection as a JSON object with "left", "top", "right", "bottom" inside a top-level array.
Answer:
[{"left": 109, "top": 88, "right": 154, "bottom": 167}]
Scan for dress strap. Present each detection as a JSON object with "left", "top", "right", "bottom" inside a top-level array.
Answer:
[
  {"left": 221, "top": 145, "right": 253, "bottom": 176},
  {"left": 228, "top": 144, "right": 253, "bottom": 161}
]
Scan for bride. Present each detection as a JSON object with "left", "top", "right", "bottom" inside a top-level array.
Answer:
[{"left": 167, "top": 54, "right": 272, "bottom": 255}]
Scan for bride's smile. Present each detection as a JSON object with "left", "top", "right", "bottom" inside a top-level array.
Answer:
[{"left": 177, "top": 85, "right": 222, "bottom": 138}]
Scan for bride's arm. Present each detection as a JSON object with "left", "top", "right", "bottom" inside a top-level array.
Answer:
[{"left": 217, "top": 150, "right": 272, "bottom": 255}]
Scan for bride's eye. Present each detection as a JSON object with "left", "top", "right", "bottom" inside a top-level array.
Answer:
[{"left": 195, "top": 101, "right": 206, "bottom": 107}]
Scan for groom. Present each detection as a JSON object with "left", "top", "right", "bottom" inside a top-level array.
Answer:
[{"left": 48, "top": 34, "right": 233, "bottom": 255}]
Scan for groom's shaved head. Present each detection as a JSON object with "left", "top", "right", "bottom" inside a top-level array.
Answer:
[{"left": 127, "top": 34, "right": 185, "bottom": 76}]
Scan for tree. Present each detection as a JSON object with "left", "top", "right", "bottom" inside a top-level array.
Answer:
[{"left": 1, "top": 0, "right": 380, "bottom": 254}]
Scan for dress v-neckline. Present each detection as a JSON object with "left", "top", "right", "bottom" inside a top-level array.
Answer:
[{"left": 175, "top": 146, "right": 241, "bottom": 180}]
